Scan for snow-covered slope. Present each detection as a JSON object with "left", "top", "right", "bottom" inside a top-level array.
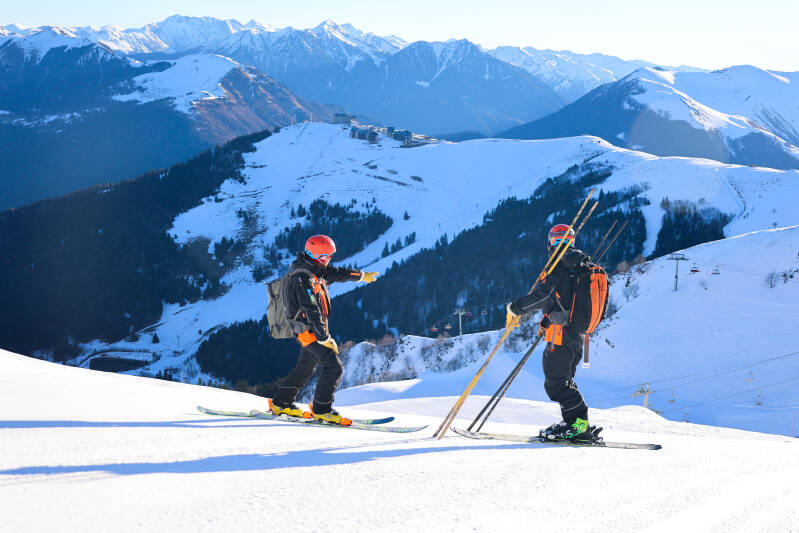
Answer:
[
  {"left": 114, "top": 54, "right": 238, "bottom": 113},
  {"left": 79, "top": 123, "right": 799, "bottom": 392},
  {"left": 1, "top": 348, "right": 797, "bottom": 532}
]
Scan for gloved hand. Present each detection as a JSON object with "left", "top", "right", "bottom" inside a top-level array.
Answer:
[
  {"left": 539, "top": 314, "right": 551, "bottom": 329},
  {"left": 318, "top": 336, "right": 339, "bottom": 354},
  {"left": 505, "top": 303, "right": 520, "bottom": 330},
  {"left": 360, "top": 271, "right": 379, "bottom": 283}
]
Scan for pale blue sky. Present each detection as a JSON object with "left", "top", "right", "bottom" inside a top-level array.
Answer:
[{"left": 4, "top": 0, "right": 797, "bottom": 71}]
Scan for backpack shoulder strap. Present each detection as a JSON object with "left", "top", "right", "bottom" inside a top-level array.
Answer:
[{"left": 283, "top": 267, "right": 315, "bottom": 321}]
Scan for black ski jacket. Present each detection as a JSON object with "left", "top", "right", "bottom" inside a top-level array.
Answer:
[
  {"left": 284, "top": 253, "right": 363, "bottom": 340},
  {"left": 509, "top": 247, "right": 590, "bottom": 347}
]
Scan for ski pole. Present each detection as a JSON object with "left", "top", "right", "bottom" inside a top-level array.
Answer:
[
  {"left": 590, "top": 220, "right": 617, "bottom": 261},
  {"left": 471, "top": 329, "right": 545, "bottom": 432},
  {"left": 434, "top": 189, "right": 596, "bottom": 439},
  {"left": 594, "top": 220, "right": 628, "bottom": 265},
  {"left": 467, "top": 330, "right": 540, "bottom": 431}
]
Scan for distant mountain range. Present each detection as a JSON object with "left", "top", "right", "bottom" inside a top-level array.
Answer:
[
  {"left": 4, "top": 15, "right": 799, "bottom": 210},
  {"left": 487, "top": 46, "right": 707, "bottom": 103},
  {"left": 2, "top": 17, "right": 569, "bottom": 135},
  {"left": 499, "top": 66, "right": 799, "bottom": 170},
  {"left": 0, "top": 27, "right": 334, "bottom": 210}
]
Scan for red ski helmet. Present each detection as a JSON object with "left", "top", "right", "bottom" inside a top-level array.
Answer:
[
  {"left": 304, "top": 235, "right": 336, "bottom": 265},
  {"left": 547, "top": 224, "right": 575, "bottom": 248}
]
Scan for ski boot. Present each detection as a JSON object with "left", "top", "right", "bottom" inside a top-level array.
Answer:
[
  {"left": 268, "top": 398, "right": 311, "bottom": 419},
  {"left": 539, "top": 420, "right": 569, "bottom": 439},
  {"left": 545, "top": 417, "right": 593, "bottom": 441},
  {"left": 309, "top": 404, "right": 352, "bottom": 426}
]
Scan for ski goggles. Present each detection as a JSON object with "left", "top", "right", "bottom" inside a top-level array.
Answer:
[
  {"left": 305, "top": 250, "right": 334, "bottom": 261},
  {"left": 549, "top": 236, "right": 574, "bottom": 247}
]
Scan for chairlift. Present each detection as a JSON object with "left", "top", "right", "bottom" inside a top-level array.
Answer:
[
  {"left": 481, "top": 310, "right": 488, "bottom": 316},
  {"left": 430, "top": 327, "right": 439, "bottom": 333},
  {"left": 444, "top": 323, "right": 452, "bottom": 330},
  {"left": 464, "top": 312, "right": 473, "bottom": 317},
  {"left": 711, "top": 265, "right": 720, "bottom": 275},
  {"left": 690, "top": 264, "right": 700, "bottom": 274}
]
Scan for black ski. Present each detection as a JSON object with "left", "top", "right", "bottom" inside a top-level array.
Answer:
[{"left": 451, "top": 427, "right": 662, "bottom": 450}]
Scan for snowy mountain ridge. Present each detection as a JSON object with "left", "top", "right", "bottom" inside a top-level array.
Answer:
[
  {"left": 500, "top": 65, "right": 799, "bottom": 169},
  {"left": 488, "top": 45, "right": 652, "bottom": 102},
  {"left": 1, "top": 25, "right": 110, "bottom": 60},
  {"left": 628, "top": 66, "right": 799, "bottom": 146}
]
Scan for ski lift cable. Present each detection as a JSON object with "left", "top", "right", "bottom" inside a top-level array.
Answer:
[
  {"left": 415, "top": 297, "right": 513, "bottom": 337},
  {"left": 688, "top": 258, "right": 799, "bottom": 285},
  {"left": 591, "top": 349, "right": 799, "bottom": 401},
  {"left": 661, "top": 374, "right": 799, "bottom": 414}
]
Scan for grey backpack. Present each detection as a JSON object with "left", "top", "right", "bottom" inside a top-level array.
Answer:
[{"left": 266, "top": 267, "right": 313, "bottom": 339}]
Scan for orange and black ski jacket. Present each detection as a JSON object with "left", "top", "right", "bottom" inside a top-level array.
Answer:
[
  {"left": 509, "top": 247, "right": 589, "bottom": 348},
  {"left": 285, "top": 253, "right": 363, "bottom": 342}
]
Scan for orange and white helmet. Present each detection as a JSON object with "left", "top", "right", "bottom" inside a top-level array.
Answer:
[{"left": 304, "top": 235, "right": 336, "bottom": 265}]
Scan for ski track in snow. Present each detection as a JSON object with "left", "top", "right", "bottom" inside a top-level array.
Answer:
[{"left": 1, "top": 349, "right": 798, "bottom": 532}]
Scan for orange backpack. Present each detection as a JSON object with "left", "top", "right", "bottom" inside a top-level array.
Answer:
[{"left": 568, "top": 262, "right": 609, "bottom": 334}]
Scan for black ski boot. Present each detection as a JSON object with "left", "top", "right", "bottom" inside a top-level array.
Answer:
[
  {"left": 539, "top": 420, "right": 569, "bottom": 438},
  {"left": 545, "top": 418, "right": 593, "bottom": 441}
]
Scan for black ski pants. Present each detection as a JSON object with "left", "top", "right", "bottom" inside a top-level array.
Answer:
[
  {"left": 274, "top": 339, "right": 343, "bottom": 413},
  {"left": 542, "top": 331, "right": 588, "bottom": 424}
]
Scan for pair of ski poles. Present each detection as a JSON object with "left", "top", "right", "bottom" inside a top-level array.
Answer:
[{"left": 433, "top": 189, "right": 599, "bottom": 439}]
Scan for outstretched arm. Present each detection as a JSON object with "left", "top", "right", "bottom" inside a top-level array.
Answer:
[{"left": 324, "top": 266, "right": 379, "bottom": 284}]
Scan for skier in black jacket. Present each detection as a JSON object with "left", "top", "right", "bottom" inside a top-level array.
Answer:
[
  {"left": 269, "top": 234, "right": 378, "bottom": 425},
  {"left": 505, "top": 224, "right": 592, "bottom": 441}
]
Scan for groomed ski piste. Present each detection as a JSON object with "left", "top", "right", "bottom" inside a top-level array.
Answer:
[{"left": 2, "top": 349, "right": 798, "bottom": 532}]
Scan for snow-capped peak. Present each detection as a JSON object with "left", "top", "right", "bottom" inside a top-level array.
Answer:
[
  {"left": 5, "top": 26, "right": 98, "bottom": 60},
  {"left": 623, "top": 65, "right": 799, "bottom": 146},
  {"left": 2, "top": 22, "right": 32, "bottom": 35}
]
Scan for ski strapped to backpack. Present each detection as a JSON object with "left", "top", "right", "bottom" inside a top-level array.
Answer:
[{"left": 266, "top": 267, "right": 314, "bottom": 339}]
